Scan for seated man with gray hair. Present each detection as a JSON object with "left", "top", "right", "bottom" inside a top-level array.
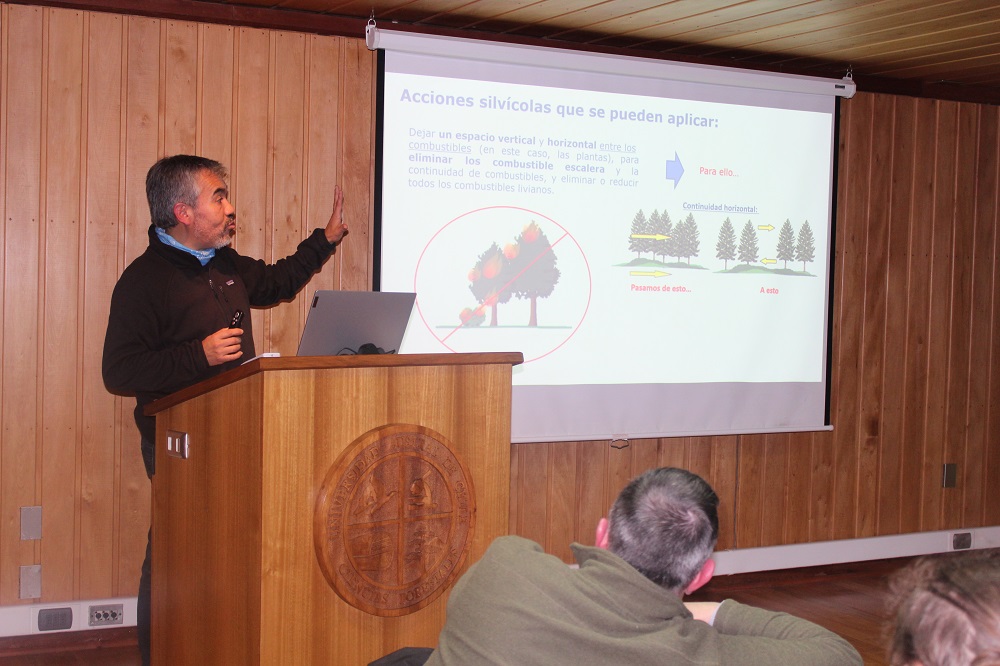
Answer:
[{"left": 424, "top": 467, "right": 861, "bottom": 665}]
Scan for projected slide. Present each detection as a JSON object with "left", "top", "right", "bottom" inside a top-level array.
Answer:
[
  {"left": 380, "top": 74, "right": 832, "bottom": 387},
  {"left": 376, "top": 34, "right": 841, "bottom": 442}
]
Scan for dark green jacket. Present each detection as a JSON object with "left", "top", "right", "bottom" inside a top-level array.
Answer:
[{"left": 428, "top": 536, "right": 861, "bottom": 666}]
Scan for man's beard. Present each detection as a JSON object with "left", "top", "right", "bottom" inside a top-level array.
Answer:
[{"left": 213, "top": 223, "right": 236, "bottom": 249}]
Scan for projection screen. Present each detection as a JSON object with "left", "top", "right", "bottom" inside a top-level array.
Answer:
[{"left": 373, "top": 31, "right": 852, "bottom": 443}]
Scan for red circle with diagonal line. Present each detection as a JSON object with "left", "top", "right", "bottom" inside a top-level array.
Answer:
[{"left": 412, "top": 206, "right": 592, "bottom": 363}]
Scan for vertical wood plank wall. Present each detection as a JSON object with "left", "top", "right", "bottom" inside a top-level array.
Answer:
[
  {"left": 0, "top": 2, "right": 998, "bottom": 612},
  {"left": 0, "top": 4, "right": 373, "bottom": 607}
]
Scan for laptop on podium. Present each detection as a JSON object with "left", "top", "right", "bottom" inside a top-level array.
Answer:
[{"left": 296, "top": 290, "right": 416, "bottom": 356}]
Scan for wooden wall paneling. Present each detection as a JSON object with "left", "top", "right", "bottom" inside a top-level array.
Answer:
[
  {"left": 808, "top": 431, "right": 835, "bottom": 543},
  {"left": 966, "top": 103, "right": 997, "bottom": 528},
  {"left": 574, "top": 440, "right": 609, "bottom": 551},
  {"left": 958, "top": 106, "right": 1000, "bottom": 526},
  {"left": 703, "top": 436, "right": 737, "bottom": 551},
  {"left": 303, "top": 33, "right": 342, "bottom": 303},
  {"left": 878, "top": 94, "right": 917, "bottom": 536},
  {"left": 113, "top": 398, "right": 149, "bottom": 594},
  {"left": 678, "top": 437, "right": 712, "bottom": 478},
  {"left": 858, "top": 92, "right": 894, "bottom": 540},
  {"left": 508, "top": 438, "right": 521, "bottom": 534},
  {"left": 41, "top": 6, "right": 84, "bottom": 602},
  {"left": 546, "top": 439, "right": 577, "bottom": 560},
  {"left": 627, "top": 439, "right": 658, "bottom": 483},
  {"left": 510, "top": 441, "right": 549, "bottom": 546},
  {"left": 232, "top": 27, "right": 270, "bottom": 353},
  {"left": 760, "top": 434, "right": 790, "bottom": 545},
  {"left": 831, "top": 91, "right": 871, "bottom": 542},
  {"left": 733, "top": 434, "right": 766, "bottom": 548},
  {"left": 79, "top": 9, "right": 124, "bottom": 600},
  {"left": 899, "top": 98, "right": 937, "bottom": 534},
  {"left": 337, "top": 38, "right": 375, "bottom": 291},
  {"left": 268, "top": 30, "right": 308, "bottom": 356},
  {"left": 162, "top": 20, "right": 197, "bottom": 155},
  {"left": 197, "top": 23, "right": 234, "bottom": 168},
  {"left": 1, "top": 2, "right": 42, "bottom": 606},
  {"left": 757, "top": 433, "right": 795, "bottom": 547},
  {"left": 116, "top": 13, "right": 160, "bottom": 595},
  {"left": 655, "top": 437, "right": 688, "bottom": 471},
  {"left": 122, "top": 16, "right": 160, "bottom": 265},
  {"left": 922, "top": 100, "right": 958, "bottom": 532},
  {"left": 981, "top": 105, "right": 1000, "bottom": 527},
  {"left": 942, "top": 101, "right": 979, "bottom": 527},
  {"left": 783, "top": 432, "right": 812, "bottom": 544},
  {"left": 963, "top": 103, "right": 997, "bottom": 527}
]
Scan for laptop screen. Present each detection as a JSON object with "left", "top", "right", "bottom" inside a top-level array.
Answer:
[{"left": 296, "top": 290, "right": 416, "bottom": 356}]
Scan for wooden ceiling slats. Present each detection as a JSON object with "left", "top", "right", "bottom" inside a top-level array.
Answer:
[
  {"left": 16, "top": 0, "right": 1000, "bottom": 99},
  {"left": 668, "top": 0, "right": 988, "bottom": 51}
]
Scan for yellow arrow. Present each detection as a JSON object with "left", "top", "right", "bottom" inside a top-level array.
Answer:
[
  {"left": 629, "top": 270, "right": 671, "bottom": 278},
  {"left": 758, "top": 224, "right": 774, "bottom": 231},
  {"left": 630, "top": 234, "right": 671, "bottom": 240},
  {"left": 761, "top": 258, "right": 776, "bottom": 265}
]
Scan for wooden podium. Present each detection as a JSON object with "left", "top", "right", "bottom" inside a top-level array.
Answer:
[{"left": 146, "top": 352, "right": 522, "bottom": 665}]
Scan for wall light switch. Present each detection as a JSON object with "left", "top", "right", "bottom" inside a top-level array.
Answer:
[
  {"left": 20, "top": 506, "right": 42, "bottom": 540},
  {"left": 20, "top": 565, "right": 41, "bottom": 599}
]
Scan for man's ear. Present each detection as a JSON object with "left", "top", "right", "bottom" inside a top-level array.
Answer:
[
  {"left": 684, "top": 558, "right": 715, "bottom": 595},
  {"left": 595, "top": 518, "right": 611, "bottom": 550},
  {"left": 172, "top": 202, "right": 192, "bottom": 227}
]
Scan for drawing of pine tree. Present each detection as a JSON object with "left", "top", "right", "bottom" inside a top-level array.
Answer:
[{"left": 716, "top": 217, "right": 737, "bottom": 269}]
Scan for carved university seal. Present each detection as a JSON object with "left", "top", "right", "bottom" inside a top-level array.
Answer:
[{"left": 314, "top": 424, "right": 475, "bottom": 616}]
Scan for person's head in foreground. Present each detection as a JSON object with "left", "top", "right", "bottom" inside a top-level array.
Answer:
[
  {"left": 598, "top": 466, "right": 720, "bottom": 594},
  {"left": 887, "top": 548, "right": 1000, "bottom": 666}
]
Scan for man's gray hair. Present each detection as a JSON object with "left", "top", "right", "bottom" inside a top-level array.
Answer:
[
  {"left": 888, "top": 549, "right": 1000, "bottom": 666},
  {"left": 146, "top": 155, "right": 228, "bottom": 229},
  {"left": 607, "top": 467, "right": 719, "bottom": 593}
]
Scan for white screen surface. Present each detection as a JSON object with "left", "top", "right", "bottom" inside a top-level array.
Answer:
[{"left": 375, "top": 32, "right": 843, "bottom": 442}]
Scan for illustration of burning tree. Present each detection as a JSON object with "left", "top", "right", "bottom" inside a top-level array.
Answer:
[
  {"left": 716, "top": 217, "right": 736, "bottom": 269},
  {"left": 467, "top": 242, "right": 511, "bottom": 326},
  {"left": 507, "top": 221, "right": 561, "bottom": 327},
  {"left": 776, "top": 219, "right": 796, "bottom": 269},
  {"left": 738, "top": 220, "right": 760, "bottom": 264},
  {"left": 796, "top": 220, "right": 816, "bottom": 271}
]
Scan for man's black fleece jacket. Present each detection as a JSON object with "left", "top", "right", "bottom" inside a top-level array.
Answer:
[{"left": 102, "top": 224, "right": 336, "bottom": 444}]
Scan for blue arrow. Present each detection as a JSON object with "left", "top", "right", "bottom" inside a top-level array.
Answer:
[{"left": 665, "top": 152, "right": 684, "bottom": 188}]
